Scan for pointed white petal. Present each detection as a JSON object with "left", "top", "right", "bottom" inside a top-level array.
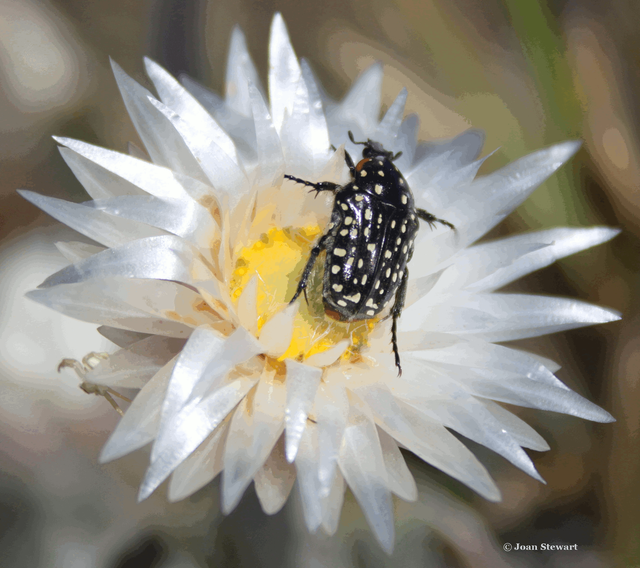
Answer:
[
  {"left": 100, "top": 359, "right": 176, "bottom": 462},
  {"left": 268, "top": 14, "right": 302, "bottom": 133},
  {"left": 338, "top": 396, "right": 395, "bottom": 554},
  {"left": 320, "top": 470, "right": 346, "bottom": 536},
  {"left": 236, "top": 276, "right": 258, "bottom": 335},
  {"left": 377, "top": 427, "right": 417, "bottom": 501},
  {"left": 479, "top": 399, "right": 550, "bottom": 451},
  {"left": 144, "top": 57, "right": 238, "bottom": 163},
  {"left": 221, "top": 374, "right": 285, "bottom": 514},
  {"left": 55, "top": 241, "right": 105, "bottom": 263},
  {"left": 301, "top": 59, "right": 331, "bottom": 162},
  {"left": 331, "top": 63, "right": 383, "bottom": 138},
  {"left": 413, "top": 128, "right": 485, "bottom": 172},
  {"left": 86, "top": 195, "right": 218, "bottom": 251},
  {"left": 254, "top": 435, "right": 296, "bottom": 515},
  {"left": 26, "top": 279, "right": 197, "bottom": 338},
  {"left": 405, "top": 396, "right": 544, "bottom": 482},
  {"left": 59, "top": 146, "right": 146, "bottom": 200},
  {"left": 374, "top": 88, "right": 408, "bottom": 148},
  {"left": 304, "top": 340, "right": 349, "bottom": 367},
  {"left": 38, "top": 235, "right": 210, "bottom": 289},
  {"left": 168, "top": 418, "right": 230, "bottom": 502},
  {"left": 147, "top": 96, "right": 250, "bottom": 207},
  {"left": 315, "top": 382, "right": 349, "bottom": 496},
  {"left": 225, "top": 26, "right": 263, "bottom": 117},
  {"left": 98, "top": 326, "right": 151, "bottom": 349},
  {"left": 400, "top": 304, "right": 499, "bottom": 334},
  {"left": 469, "top": 227, "right": 621, "bottom": 292},
  {"left": 138, "top": 375, "right": 258, "bottom": 500},
  {"left": 54, "top": 137, "right": 207, "bottom": 203},
  {"left": 295, "top": 422, "right": 323, "bottom": 532},
  {"left": 154, "top": 326, "right": 264, "bottom": 461},
  {"left": 393, "top": 114, "right": 419, "bottom": 172},
  {"left": 110, "top": 59, "right": 207, "bottom": 179},
  {"left": 248, "top": 81, "right": 285, "bottom": 188},
  {"left": 454, "top": 294, "right": 621, "bottom": 341},
  {"left": 259, "top": 302, "right": 299, "bottom": 357},
  {"left": 86, "top": 335, "right": 184, "bottom": 389},
  {"left": 19, "top": 190, "right": 166, "bottom": 248},
  {"left": 284, "top": 360, "right": 323, "bottom": 462}
]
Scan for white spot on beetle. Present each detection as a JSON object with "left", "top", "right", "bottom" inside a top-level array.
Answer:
[
  {"left": 332, "top": 265, "right": 340, "bottom": 274},
  {"left": 337, "top": 300, "right": 347, "bottom": 307},
  {"left": 340, "top": 229, "right": 348, "bottom": 236},
  {"left": 346, "top": 257, "right": 354, "bottom": 266},
  {"left": 384, "top": 250, "right": 392, "bottom": 259},
  {"left": 361, "top": 274, "right": 368, "bottom": 285},
  {"left": 378, "top": 171, "right": 384, "bottom": 177},
  {"left": 334, "top": 248, "right": 347, "bottom": 257},
  {"left": 396, "top": 237, "right": 402, "bottom": 245},
  {"left": 392, "top": 272, "right": 398, "bottom": 282},
  {"left": 350, "top": 228, "right": 358, "bottom": 238},
  {"left": 344, "top": 217, "right": 353, "bottom": 225},
  {"left": 340, "top": 203, "right": 348, "bottom": 211},
  {"left": 399, "top": 178, "right": 405, "bottom": 185},
  {"left": 344, "top": 293, "right": 361, "bottom": 303},
  {"left": 375, "top": 280, "right": 380, "bottom": 289},
  {"left": 355, "top": 195, "right": 364, "bottom": 202},
  {"left": 365, "top": 208, "right": 372, "bottom": 220},
  {"left": 367, "top": 244, "right": 376, "bottom": 252},
  {"left": 364, "top": 227, "right": 371, "bottom": 237},
  {"left": 367, "top": 309, "right": 375, "bottom": 316},
  {"left": 391, "top": 220, "right": 396, "bottom": 228},
  {"left": 353, "top": 185, "right": 359, "bottom": 189},
  {"left": 358, "top": 258, "right": 363, "bottom": 268},
  {"left": 385, "top": 268, "right": 391, "bottom": 278},
  {"left": 402, "top": 244, "right": 408, "bottom": 253},
  {"left": 375, "top": 184, "right": 383, "bottom": 194},
  {"left": 401, "top": 194, "right": 408, "bottom": 204},
  {"left": 332, "top": 284, "right": 343, "bottom": 292},
  {"left": 360, "top": 170, "right": 367, "bottom": 177},
  {"left": 366, "top": 298, "right": 375, "bottom": 307},
  {"left": 401, "top": 224, "right": 406, "bottom": 233}
]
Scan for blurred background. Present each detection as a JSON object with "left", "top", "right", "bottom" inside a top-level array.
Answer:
[{"left": 0, "top": 0, "right": 637, "bottom": 566}]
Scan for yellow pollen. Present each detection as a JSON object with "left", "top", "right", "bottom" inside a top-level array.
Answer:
[{"left": 229, "top": 225, "right": 376, "bottom": 363}]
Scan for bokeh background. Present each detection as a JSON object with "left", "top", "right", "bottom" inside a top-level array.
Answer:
[{"left": 0, "top": 0, "right": 637, "bottom": 566}]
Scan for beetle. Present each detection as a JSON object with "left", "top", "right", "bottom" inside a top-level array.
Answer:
[{"left": 284, "top": 131, "right": 454, "bottom": 375}]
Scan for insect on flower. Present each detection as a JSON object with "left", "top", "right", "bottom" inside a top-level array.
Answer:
[{"left": 285, "top": 132, "right": 454, "bottom": 375}]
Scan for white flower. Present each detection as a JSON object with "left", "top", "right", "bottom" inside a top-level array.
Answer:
[{"left": 22, "top": 13, "right": 618, "bottom": 553}]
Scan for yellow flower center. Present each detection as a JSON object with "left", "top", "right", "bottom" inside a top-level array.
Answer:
[{"left": 230, "top": 226, "right": 375, "bottom": 362}]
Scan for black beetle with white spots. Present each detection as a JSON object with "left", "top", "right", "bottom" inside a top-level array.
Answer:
[{"left": 285, "top": 132, "right": 454, "bottom": 375}]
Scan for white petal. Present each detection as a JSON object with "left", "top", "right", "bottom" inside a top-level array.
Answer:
[
  {"left": 168, "top": 418, "right": 230, "bottom": 502},
  {"left": 98, "top": 326, "right": 151, "bottom": 349},
  {"left": 146, "top": 96, "right": 250, "bottom": 207},
  {"left": 86, "top": 335, "right": 184, "bottom": 389},
  {"left": 259, "top": 302, "right": 299, "bottom": 357},
  {"left": 301, "top": 59, "right": 331, "bottom": 163},
  {"left": 139, "top": 375, "right": 258, "bottom": 500},
  {"left": 314, "top": 381, "right": 349, "bottom": 496},
  {"left": 453, "top": 294, "right": 621, "bottom": 341},
  {"left": 295, "top": 422, "right": 323, "bottom": 532},
  {"left": 154, "top": 326, "right": 264, "bottom": 461},
  {"left": 100, "top": 359, "right": 176, "bottom": 462},
  {"left": 254, "top": 435, "right": 296, "bottom": 515},
  {"left": 469, "top": 227, "right": 621, "bottom": 292},
  {"left": 330, "top": 63, "right": 383, "bottom": 138},
  {"left": 400, "top": 304, "right": 499, "bottom": 334},
  {"left": 221, "top": 374, "right": 286, "bottom": 514},
  {"left": 59, "top": 146, "right": 146, "bottom": 200},
  {"left": 338, "top": 395, "right": 395, "bottom": 554},
  {"left": 19, "top": 190, "right": 166, "bottom": 248},
  {"left": 374, "top": 88, "right": 408, "bottom": 148},
  {"left": 479, "top": 400, "right": 550, "bottom": 451},
  {"left": 110, "top": 59, "right": 207, "bottom": 180},
  {"left": 225, "top": 26, "right": 263, "bottom": 117},
  {"left": 284, "top": 360, "right": 323, "bottom": 462},
  {"left": 320, "top": 470, "right": 346, "bottom": 536},
  {"left": 144, "top": 57, "right": 238, "bottom": 163},
  {"left": 54, "top": 137, "right": 207, "bottom": 203},
  {"left": 393, "top": 114, "right": 419, "bottom": 172},
  {"left": 248, "top": 81, "right": 285, "bottom": 188},
  {"left": 377, "top": 427, "right": 417, "bottom": 501},
  {"left": 86, "top": 195, "right": 219, "bottom": 251},
  {"left": 38, "top": 235, "right": 209, "bottom": 289},
  {"left": 405, "top": 396, "right": 544, "bottom": 482},
  {"left": 268, "top": 13, "right": 302, "bottom": 133},
  {"left": 27, "top": 279, "right": 196, "bottom": 338},
  {"left": 236, "top": 276, "right": 258, "bottom": 335},
  {"left": 55, "top": 241, "right": 105, "bottom": 263},
  {"left": 304, "top": 340, "right": 349, "bottom": 367}
]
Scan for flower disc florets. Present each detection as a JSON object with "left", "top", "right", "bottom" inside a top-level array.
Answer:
[{"left": 22, "top": 13, "right": 619, "bottom": 553}]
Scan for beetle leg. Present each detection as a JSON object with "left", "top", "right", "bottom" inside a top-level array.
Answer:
[
  {"left": 391, "top": 150, "right": 403, "bottom": 161},
  {"left": 284, "top": 175, "right": 340, "bottom": 198},
  {"left": 290, "top": 233, "right": 331, "bottom": 304},
  {"left": 416, "top": 208, "right": 455, "bottom": 230},
  {"left": 344, "top": 150, "right": 356, "bottom": 178},
  {"left": 390, "top": 269, "right": 409, "bottom": 376}
]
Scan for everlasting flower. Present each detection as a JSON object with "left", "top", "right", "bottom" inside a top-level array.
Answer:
[{"left": 22, "top": 14, "right": 619, "bottom": 553}]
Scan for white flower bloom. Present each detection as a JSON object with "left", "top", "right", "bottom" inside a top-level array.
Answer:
[{"left": 23, "top": 13, "right": 619, "bottom": 553}]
